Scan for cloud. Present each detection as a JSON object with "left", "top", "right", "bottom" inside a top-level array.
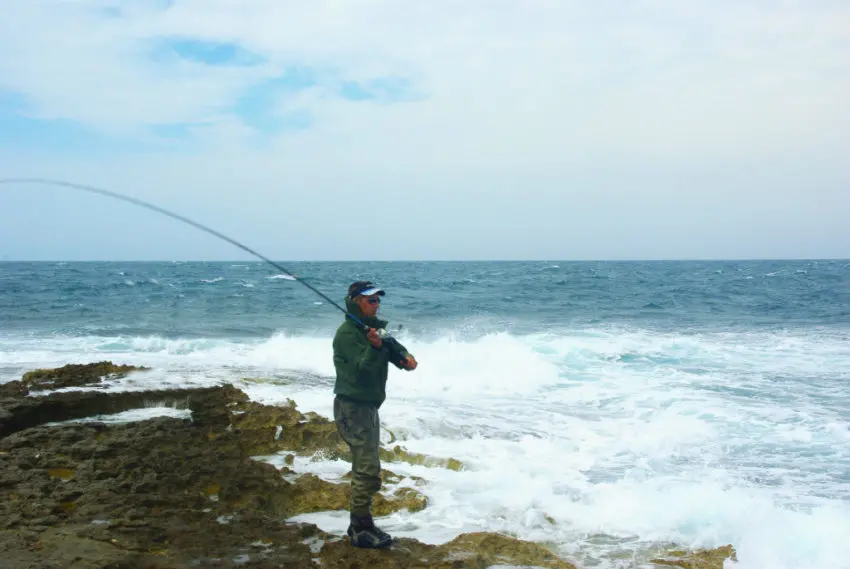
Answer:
[
  {"left": 150, "top": 37, "right": 267, "bottom": 67},
  {"left": 3, "top": 0, "right": 848, "bottom": 159},
  {"left": 0, "top": 0, "right": 848, "bottom": 260}
]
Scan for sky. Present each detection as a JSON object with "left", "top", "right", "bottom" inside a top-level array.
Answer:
[{"left": 0, "top": 0, "right": 848, "bottom": 261}]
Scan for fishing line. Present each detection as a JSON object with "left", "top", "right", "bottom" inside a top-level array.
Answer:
[{"left": 0, "top": 176, "right": 387, "bottom": 335}]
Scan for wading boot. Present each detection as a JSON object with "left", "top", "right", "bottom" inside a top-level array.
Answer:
[{"left": 347, "top": 513, "right": 392, "bottom": 549}]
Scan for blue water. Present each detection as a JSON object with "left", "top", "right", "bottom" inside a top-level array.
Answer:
[
  {"left": 2, "top": 260, "right": 848, "bottom": 336},
  {"left": 1, "top": 260, "right": 849, "bottom": 569}
]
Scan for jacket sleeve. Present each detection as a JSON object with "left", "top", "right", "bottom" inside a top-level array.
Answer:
[
  {"left": 386, "top": 337, "right": 412, "bottom": 370},
  {"left": 333, "top": 326, "right": 386, "bottom": 377}
]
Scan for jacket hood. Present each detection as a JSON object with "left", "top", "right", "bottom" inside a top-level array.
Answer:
[{"left": 345, "top": 296, "right": 388, "bottom": 329}]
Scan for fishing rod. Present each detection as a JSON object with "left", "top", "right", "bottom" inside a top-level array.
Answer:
[{"left": 0, "top": 177, "right": 399, "bottom": 342}]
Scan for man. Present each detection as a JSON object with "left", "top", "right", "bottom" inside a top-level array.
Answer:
[{"left": 332, "top": 280, "right": 418, "bottom": 549}]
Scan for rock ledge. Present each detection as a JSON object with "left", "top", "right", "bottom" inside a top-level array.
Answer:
[{"left": 0, "top": 362, "right": 738, "bottom": 569}]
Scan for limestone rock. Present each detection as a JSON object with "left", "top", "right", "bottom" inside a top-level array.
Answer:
[
  {"left": 0, "top": 363, "right": 738, "bottom": 569},
  {"left": 380, "top": 444, "right": 465, "bottom": 471},
  {"left": 650, "top": 544, "right": 738, "bottom": 568},
  {"left": 1, "top": 361, "right": 150, "bottom": 397},
  {"left": 315, "top": 531, "right": 577, "bottom": 569},
  {"left": 228, "top": 398, "right": 346, "bottom": 457},
  {"left": 0, "top": 385, "right": 235, "bottom": 439},
  {"left": 0, "top": 382, "right": 555, "bottom": 568}
]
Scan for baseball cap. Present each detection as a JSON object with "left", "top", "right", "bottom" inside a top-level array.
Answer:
[{"left": 348, "top": 280, "right": 386, "bottom": 298}]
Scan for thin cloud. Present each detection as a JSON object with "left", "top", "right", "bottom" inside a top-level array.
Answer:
[{"left": 0, "top": 0, "right": 847, "bottom": 260}]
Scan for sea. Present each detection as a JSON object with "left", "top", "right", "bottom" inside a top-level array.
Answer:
[{"left": 1, "top": 260, "right": 849, "bottom": 569}]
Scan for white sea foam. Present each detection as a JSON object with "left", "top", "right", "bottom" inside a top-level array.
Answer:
[
  {"left": 1, "top": 326, "right": 849, "bottom": 568},
  {"left": 45, "top": 407, "right": 191, "bottom": 426}
]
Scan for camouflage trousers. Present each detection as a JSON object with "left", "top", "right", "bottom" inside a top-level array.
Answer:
[{"left": 333, "top": 396, "right": 382, "bottom": 516}]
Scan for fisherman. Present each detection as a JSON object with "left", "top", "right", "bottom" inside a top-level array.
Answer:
[{"left": 332, "top": 280, "right": 418, "bottom": 549}]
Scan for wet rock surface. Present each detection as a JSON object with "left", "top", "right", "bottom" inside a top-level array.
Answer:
[
  {"left": 650, "top": 544, "right": 738, "bottom": 568},
  {"left": 0, "top": 385, "right": 219, "bottom": 439},
  {"left": 1, "top": 361, "right": 150, "bottom": 397},
  {"left": 0, "top": 362, "right": 738, "bottom": 569}
]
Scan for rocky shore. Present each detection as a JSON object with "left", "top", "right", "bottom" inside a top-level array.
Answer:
[{"left": 0, "top": 362, "right": 737, "bottom": 569}]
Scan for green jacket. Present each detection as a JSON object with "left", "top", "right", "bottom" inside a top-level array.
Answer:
[{"left": 332, "top": 297, "right": 412, "bottom": 408}]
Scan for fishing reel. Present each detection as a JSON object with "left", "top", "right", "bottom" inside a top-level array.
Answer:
[
  {"left": 376, "top": 324, "right": 403, "bottom": 340},
  {"left": 371, "top": 326, "right": 406, "bottom": 353}
]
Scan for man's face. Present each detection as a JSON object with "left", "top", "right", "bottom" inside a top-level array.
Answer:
[{"left": 355, "top": 294, "right": 381, "bottom": 318}]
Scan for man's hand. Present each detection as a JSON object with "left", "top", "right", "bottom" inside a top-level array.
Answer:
[
  {"left": 403, "top": 355, "right": 418, "bottom": 370},
  {"left": 366, "top": 328, "right": 383, "bottom": 348}
]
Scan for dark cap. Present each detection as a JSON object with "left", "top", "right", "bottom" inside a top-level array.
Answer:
[{"left": 348, "top": 280, "right": 385, "bottom": 298}]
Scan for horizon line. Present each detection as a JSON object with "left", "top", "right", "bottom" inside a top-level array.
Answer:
[{"left": 2, "top": 257, "right": 848, "bottom": 263}]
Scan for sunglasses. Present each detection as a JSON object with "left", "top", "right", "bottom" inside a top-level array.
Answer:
[{"left": 366, "top": 297, "right": 381, "bottom": 305}]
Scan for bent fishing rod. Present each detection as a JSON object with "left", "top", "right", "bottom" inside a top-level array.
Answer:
[{"left": 0, "top": 177, "right": 398, "bottom": 342}]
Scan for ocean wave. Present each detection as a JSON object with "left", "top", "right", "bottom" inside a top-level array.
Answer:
[
  {"left": 1, "top": 325, "right": 848, "bottom": 380},
  {"left": 1, "top": 324, "right": 848, "bottom": 569}
]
